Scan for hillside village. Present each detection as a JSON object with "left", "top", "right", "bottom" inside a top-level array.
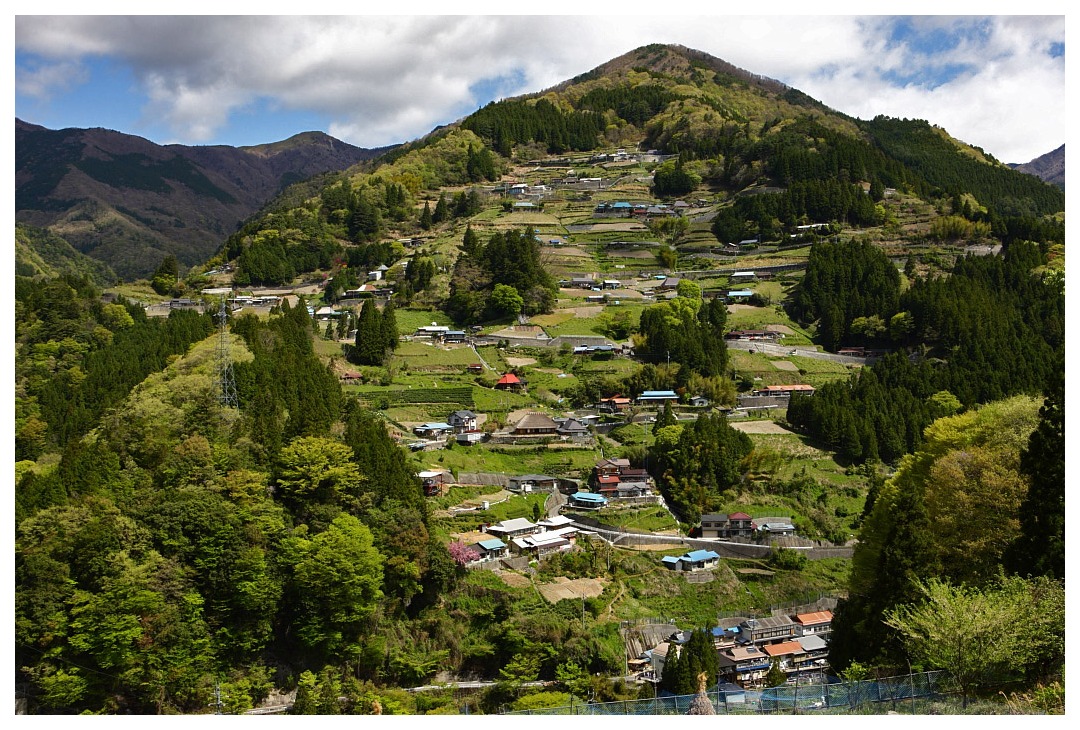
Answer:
[
  {"left": 14, "top": 41, "right": 1063, "bottom": 716},
  {"left": 71, "top": 126, "right": 1060, "bottom": 711},
  {"left": 117, "top": 147, "right": 891, "bottom": 701}
]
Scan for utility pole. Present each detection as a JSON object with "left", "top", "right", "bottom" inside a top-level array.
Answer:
[
  {"left": 908, "top": 656, "right": 916, "bottom": 715},
  {"left": 793, "top": 665, "right": 799, "bottom": 715},
  {"left": 215, "top": 297, "right": 238, "bottom": 409}
]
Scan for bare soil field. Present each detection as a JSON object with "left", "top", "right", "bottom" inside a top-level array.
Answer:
[
  {"left": 548, "top": 246, "right": 592, "bottom": 257},
  {"left": 561, "top": 306, "right": 605, "bottom": 317},
  {"left": 771, "top": 360, "right": 799, "bottom": 371},
  {"left": 574, "top": 222, "right": 648, "bottom": 233},
  {"left": 492, "top": 325, "right": 546, "bottom": 338},
  {"left": 505, "top": 357, "right": 537, "bottom": 367},
  {"left": 498, "top": 572, "right": 532, "bottom": 589},
  {"left": 607, "top": 249, "right": 657, "bottom": 259},
  {"left": 730, "top": 420, "right": 796, "bottom": 435},
  {"left": 536, "top": 576, "right": 608, "bottom": 603}
]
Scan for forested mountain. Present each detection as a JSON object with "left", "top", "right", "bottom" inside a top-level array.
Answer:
[
  {"left": 15, "top": 223, "right": 116, "bottom": 286},
  {"left": 15, "top": 119, "right": 391, "bottom": 279},
  {"left": 216, "top": 43, "right": 1062, "bottom": 298}
]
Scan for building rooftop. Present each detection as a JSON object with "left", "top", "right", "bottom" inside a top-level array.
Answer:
[
  {"left": 489, "top": 518, "right": 536, "bottom": 532},
  {"left": 763, "top": 641, "right": 805, "bottom": 657},
  {"left": 571, "top": 492, "right": 607, "bottom": 503},
  {"left": 795, "top": 610, "right": 834, "bottom": 626},
  {"left": 797, "top": 634, "right": 828, "bottom": 652}
]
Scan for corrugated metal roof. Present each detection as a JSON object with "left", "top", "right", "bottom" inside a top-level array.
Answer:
[
  {"left": 490, "top": 518, "right": 535, "bottom": 532},
  {"left": 797, "top": 634, "right": 828, "bottom": 652},
  {"left": 763, "top": 641, "right": 805, "bottom": 657},
  {"left": 795, "top": 610, "right": 833, "bottom": 625}
]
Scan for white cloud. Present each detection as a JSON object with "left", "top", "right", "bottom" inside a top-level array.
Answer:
[
  {"left": 13, "top": 14, "right": 1066, "bottom": 161},
  {"left": 14, "top": 59, "right": 89, "bottom": 100}
]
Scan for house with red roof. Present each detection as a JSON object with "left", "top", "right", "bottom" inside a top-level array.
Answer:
[
  {"left": 793, "top": 610, "right": 833, "bottom": 640},
  {"left": 495, "top": 372, "right": 526, "bottom": 392},
  {"left": 597, "top": 394, "right": 632, "bottom": 412}
]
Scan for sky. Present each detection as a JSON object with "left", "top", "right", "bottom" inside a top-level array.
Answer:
[{"left": 9, "top": 7, "right": 1070, "bottom": 165}]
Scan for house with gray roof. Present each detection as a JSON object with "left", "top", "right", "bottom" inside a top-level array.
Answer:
[
  {"left": 738, "top": 615, "right": 797, "bottom": 644},
  {"left": 447, "top": 410, "right": 478, "bottom": 432},
  {"left": 512, "top": 412, "right": 559, "bottom": 435},
  {"left": 485, "top": 518, "right": 538, "bottom": 539},
  {"left": 507, "top": 474, "right": 558, "bottom": 493}
]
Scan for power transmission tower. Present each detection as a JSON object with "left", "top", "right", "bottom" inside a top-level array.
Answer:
[{"left": 215, "top": 297, "right": 239, "bottom": 409}]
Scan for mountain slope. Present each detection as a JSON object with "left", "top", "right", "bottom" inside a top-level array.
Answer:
[
  {"left": 456, "top": 44, "right": 1061, "bottom": 216},
  {"left": 15, "top": 222, "right": 117, "bottom": 286},
  {"left": 216, "top": 42, "right": 1063, "bottom": 288},
  {"left": 1010, "top": 144, "right": 1064, "bottom": 189},
  {"left": 15, "top": 119, "right": 392, "bottom": 279}
]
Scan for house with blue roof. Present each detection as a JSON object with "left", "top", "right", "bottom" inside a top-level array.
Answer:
[
  {"left": 473, "top": 538, "right": 508, "bottom": 561},
  {"left": 637, "top": 390, "right": 679, "bottom": 403},
  {"left": 569, "top": 491, "right": 607, "bottom": 509},
  {"left": 661, "top": 549, "right": 721, "bottom": 572},
  {"left": 413, "top": 422, "right": 453, "bottom": 438}
]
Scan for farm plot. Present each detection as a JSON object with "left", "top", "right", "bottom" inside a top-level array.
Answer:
[
  {"left": 730, "top": 420, "right": 795, "bottom": 435},
  {"left": 395, "top": 341, "right": 480, "bottom": 369},
  {"left": 536, "top": 576, "right": 608, "bottom": 604}
]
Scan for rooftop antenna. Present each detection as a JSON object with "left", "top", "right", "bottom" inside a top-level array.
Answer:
[{"left": 215, "top": 296, "right": 239, "bottom": 409}]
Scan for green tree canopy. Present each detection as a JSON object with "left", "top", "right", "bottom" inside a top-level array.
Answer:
[
  {"left": 885, "top": 575, "right": 1064, "bottom": 708},
  {"left": 288, "top": 513, "right": 384, "bottom": 657}
]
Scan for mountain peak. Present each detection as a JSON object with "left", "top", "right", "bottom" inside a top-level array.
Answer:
[{"left": 556, "top": 43, "right": 789, "bottom": 95}]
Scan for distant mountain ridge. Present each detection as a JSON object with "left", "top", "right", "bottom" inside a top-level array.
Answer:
[
  {"left": 15, "top": 119, "right": 393, "bottom": 279},
  {"left": 1010, "top": 144, "right": 1064, "bottom": 189}
]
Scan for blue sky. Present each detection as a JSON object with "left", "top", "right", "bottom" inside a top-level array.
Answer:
[{"left": 11, "top": 8, "right": 1068, "bottom": 163}]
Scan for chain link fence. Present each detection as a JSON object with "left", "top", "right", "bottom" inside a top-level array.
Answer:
[{"left": 505, "top": 671, "right": 944, "bottom": 715}]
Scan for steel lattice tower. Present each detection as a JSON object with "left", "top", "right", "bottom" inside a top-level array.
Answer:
[{"left": 215, "top": 297, "right": 239, "bottom": 409}]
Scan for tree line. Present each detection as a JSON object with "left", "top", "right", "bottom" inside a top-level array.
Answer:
[
  {"left": 445, "top": 226, "right": 558, "bottom": 324},
  {"left": 787, "top": 240, "right": 1062, "bottom": 463},
  {"left": 14, "top": 287, "right": 462, "bottom": 713}
]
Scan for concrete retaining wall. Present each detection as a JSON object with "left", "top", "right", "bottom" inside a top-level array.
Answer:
[{"left": 568, "top": 516, "right": 853, "bottom": 560}]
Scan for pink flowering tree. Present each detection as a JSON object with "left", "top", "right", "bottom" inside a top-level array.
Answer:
[{"left": 448, "top": 541, "right": 481, "bottom": 566}]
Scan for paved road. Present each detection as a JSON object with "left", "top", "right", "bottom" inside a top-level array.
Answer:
[
  {"left": 546, "top": 489, "right": 567, "bottom": 518},
  {"left": 726, "top": 339, "right": 878, "bottom": 366}
]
